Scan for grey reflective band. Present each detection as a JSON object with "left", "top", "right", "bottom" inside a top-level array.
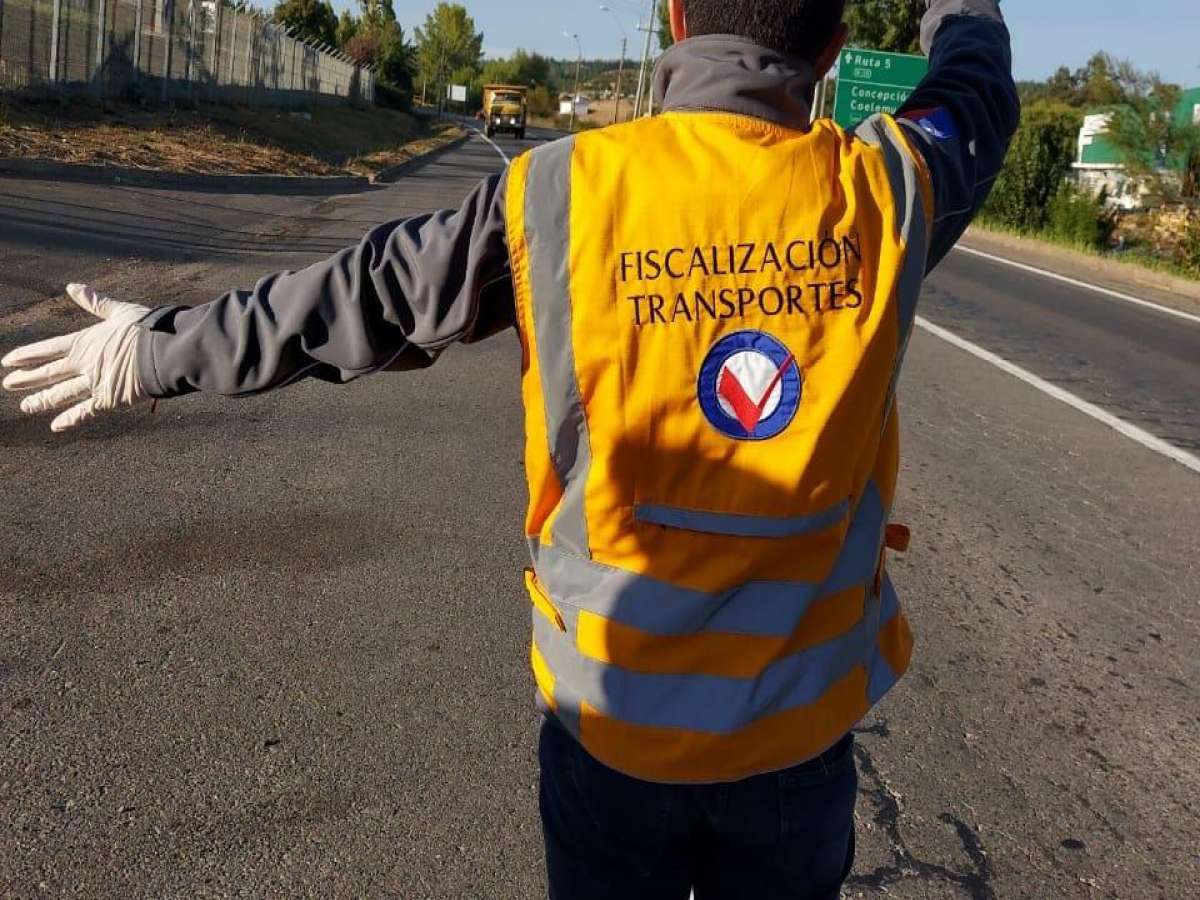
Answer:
[
  {"left": 634, "top": 498, "right": 850, "bottom": 539},
  {"left": 854, "top": 115, "right": 931, "bottom": 424},
  {"left": 866, "top": 575, "right": 904, "bottom": 705},
  {"left": 534, "top": 481, "right": 887, "bottom": 639},
  {"left": 854, "top": 115, "right": 929, "bottom": 346},
  {"left": 524, "top": 137, "right": 594, "bottom": 558},
  {"left": 532, "top": 591, "right": 884, "bottom": 734}
]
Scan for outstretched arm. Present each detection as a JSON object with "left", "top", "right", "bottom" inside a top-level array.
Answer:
[
  {"left": 3, "top": 170, "right": 515, "bottom": 431},
  {"left": 141, "top": 170, "right": 514, "bottom": 397}
]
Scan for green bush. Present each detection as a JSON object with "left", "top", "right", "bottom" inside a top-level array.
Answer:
[
  {"left": 983, "top": 101, "right": 1082, "bottom": 232},
  {"left": 1044, "top": 185, "right": 1109, "bottom": 249},
  {"left": 1179, "top": 214, "right": 1200, "bottom": 275},
  {"left": 374, "top": 82, "right": 412, "bottom": 111}
]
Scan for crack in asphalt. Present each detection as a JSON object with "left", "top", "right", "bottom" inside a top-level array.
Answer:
[{"left": 849, "top": 722, "right": 996, "bottom": 899}]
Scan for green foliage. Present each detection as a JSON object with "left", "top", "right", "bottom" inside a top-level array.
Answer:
[
  {"left": 1045, "top": 185, "right": 1110, "bottom": 249},
  {"left": 1180, "top": 216, "right": 1200, "bottom": 275},
  {"left": 335, "top": 10, "right": 359, "bottom": 49},
  {"left": 658, "top": 1, "right": 674, "bottom": 52},
  {"left": 341, "top": 0, "right": 413, "bottom": 92},
  {"left": 983, "top": 102, "right": 1083, "bottom": 232},
  {"left": 415, "top": 3, "right": 485, "bottom": 103},
  {"left": 1020, "top": 53, "right": 1160, "bottom": 109},
  {"left": 481, "top": 50, "right": 552, "bottom": 90},
  {"left": 845, "top": 0, "right": 923, "bottom": 54},
  {"left": 273, "top": 0, "right": 338, "bottom": 48},
  {"left": 528, "top": 85, "right": 556, "bottom": 118}
]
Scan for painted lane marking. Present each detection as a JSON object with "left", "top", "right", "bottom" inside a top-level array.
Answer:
[
  {"left": 915, "top": 316, "right": 1200, "bottom": 476},
  {"left": 471, "top": 125, "right": 511, "bottom": 165},
  {"left": 952, "top": 244, "right": 1200, "bottom": 327}
]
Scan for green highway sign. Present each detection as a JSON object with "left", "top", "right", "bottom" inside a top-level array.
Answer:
[{"left": 832, "top": 48, "right": 929, "bottom": 129}]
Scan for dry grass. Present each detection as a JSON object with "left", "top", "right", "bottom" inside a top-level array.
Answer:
[{"left": 0, "top": 98, "right": 462, "bottom": 178}]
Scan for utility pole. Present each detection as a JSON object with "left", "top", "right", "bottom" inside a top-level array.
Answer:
[
  {"left": 614, "top": 38, "right": 627, "bottom": 124},
  {"left": 599, "top": 5, "right": 628, "bottom": 125},
  {"left": 564, "top": 31, "right": 583, "bottom": 134},
  {"left": 632, "top": 0, "right": 659, "bottom": 119}
]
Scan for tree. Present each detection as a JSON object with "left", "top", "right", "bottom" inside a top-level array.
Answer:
[
  {"left": 342, "top": 0, "right": 414, "bottom": 90},
  {"left": 658, "top": 1, "right": 673, "bottom": 52},
  {"left": 481, "top": 50, "right": 552, "bottom": 89},
  {"left": 983, "top": 102, "right": 1082, "bottom": 232},
  {"left": 335, "top": 9, "right": 359, "bottom": 50},
  {"left": 845, "top": 0, "right": 924, "bottom": 54},
  {"left": 273, "top": 0, "right": 338, "bottom": 47},
  {"left": 414, "top": 3, "right": 484, "bottom": 106}
]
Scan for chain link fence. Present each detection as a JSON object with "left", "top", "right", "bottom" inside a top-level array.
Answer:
[{"left": 0, "top": 0, "right": 374, "bottom": 107}]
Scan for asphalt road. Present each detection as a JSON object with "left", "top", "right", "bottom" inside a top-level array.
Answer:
[{"left": 1, "top": 128, "right": 1198, "bottom": 899}]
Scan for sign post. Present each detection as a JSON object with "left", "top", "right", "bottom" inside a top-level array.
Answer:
[{"left": 832, "top": 48, "right": 928, "bottom": 129}]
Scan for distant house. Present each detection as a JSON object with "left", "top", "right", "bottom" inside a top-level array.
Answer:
[
  {"left": 1073, "top": 87, "right": 1200, "bottom": 209},
  {"left": 558, "top": 95, "right": 592, "bottom": 117}
]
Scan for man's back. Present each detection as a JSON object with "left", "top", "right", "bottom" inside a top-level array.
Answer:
[{"left": 509, "top": 85, "right": 931, "bottom": 782}]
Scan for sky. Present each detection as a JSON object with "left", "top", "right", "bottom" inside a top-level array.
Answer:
[{"left": 324, "top": 0, "right": 1200, "bottom": 87}]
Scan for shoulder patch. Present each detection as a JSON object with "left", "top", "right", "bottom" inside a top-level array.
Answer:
[{"left": 901, "top": 106, "right": 958, "bottom": 142}]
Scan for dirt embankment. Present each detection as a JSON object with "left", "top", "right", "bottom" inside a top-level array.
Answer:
[{"left": 0, "top": 98, "right": 462, "bottom": 178}]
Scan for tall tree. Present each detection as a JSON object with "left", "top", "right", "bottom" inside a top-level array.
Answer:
[
  {"left": 273, "top": 0, "right": 338, "bottom": 48},
  {"left": 335, "top": 9, "right": 359, "bottom": 50},
  {"left": 414, "top": 3, "right": 484, "bottom": 104},
  {"left": 845, "top": 0, "right": 923, "bottom": 54},
  {"left": 345, "top": 0, "right": 414, "bottom": 89}
]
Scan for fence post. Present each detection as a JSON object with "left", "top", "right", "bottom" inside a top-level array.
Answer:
[
  {"left": 184, "top": 0, "right": 194, "bottom": 98},
  {"left": 209, "top": 0, "right": 221, "bottom": 97},
  {"left": 290, "top": 33, "right": 299, "bottom": 96},
  {"left": 161, "top": 0, "right": 174, "bottom": 102},
  {"left": 49, "top": 0, "right": 63, "bottom": 83},
  {"left": 244, "top": 16, "right": 254, "bottom": 101},
  {"left": 133, "top": 0, "right": 143, "bottom": 82},
  {"left": 226, "top": 12, "right": 237, "bottom": 88},
  {"left": 93, "top": 0, "right": 108, "bottom": 96}
]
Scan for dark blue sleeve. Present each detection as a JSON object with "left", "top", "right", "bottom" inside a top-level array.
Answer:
[{"left": 896, "top": 1, "right": 1021, "bottom": 271}]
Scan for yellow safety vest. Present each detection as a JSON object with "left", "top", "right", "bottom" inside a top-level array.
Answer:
[{"left": 507, "top": 110, "right": 932, "bottom": 784}]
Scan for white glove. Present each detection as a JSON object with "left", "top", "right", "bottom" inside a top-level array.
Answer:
[{"left": 2, "top": 284, "right": 151, "bottom": 433}]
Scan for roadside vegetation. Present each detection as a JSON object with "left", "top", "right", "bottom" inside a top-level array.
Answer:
[
  {"left": 979, "top": 55, "right": 1200, "bottom": 279},
  {"left": 0, "top": 97, "right": 460, "bottom": 178}
]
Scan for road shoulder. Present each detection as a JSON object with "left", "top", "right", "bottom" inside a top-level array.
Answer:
[{"left": 960, "top": 227, "right": 1200, "bottom": 316}]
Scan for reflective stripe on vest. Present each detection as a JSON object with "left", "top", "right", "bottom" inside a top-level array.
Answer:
[{"left": 506, "top": 111, "right": 930, "bottom": 784}]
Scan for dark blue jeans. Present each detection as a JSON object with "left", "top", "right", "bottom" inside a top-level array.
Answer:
[{"left": 539, "top": 719, "right": 857, "bottom": 900}]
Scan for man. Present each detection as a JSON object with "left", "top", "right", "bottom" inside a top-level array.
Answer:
[{"left": 3, "top": 0, "right": 1017, "bottom": 896}]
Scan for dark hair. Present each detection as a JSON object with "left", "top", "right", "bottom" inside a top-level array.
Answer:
[{"left": 683, "top": 0, "right": 847, "bottom": 63}]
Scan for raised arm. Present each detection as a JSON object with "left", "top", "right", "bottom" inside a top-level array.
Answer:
[{"left": 896, "top": 0, "right": 1020, "bottom": 270}]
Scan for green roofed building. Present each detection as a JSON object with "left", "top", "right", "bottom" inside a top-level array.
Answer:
[{"left": 1073, "top": 87, "right": 1200, "bottom": 208}]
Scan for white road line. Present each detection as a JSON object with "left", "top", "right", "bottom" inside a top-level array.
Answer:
[
  {"left": 953, "top": 244, "right": 1200, "bottom": 327},
  {"left": 471, "top": 126, "right": 511, "bottom": 165},
  {"left": 915, "top": 315, "right": 1200, "bottom": 476}
]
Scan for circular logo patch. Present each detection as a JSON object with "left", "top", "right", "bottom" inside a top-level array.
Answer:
[{"left": 698, "top": 331, "right": 801, "bottom": 441}]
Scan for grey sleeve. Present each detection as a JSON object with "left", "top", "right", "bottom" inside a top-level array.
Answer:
[
  {"left": 136, "top": 169, "right": 515, "bottom": 399},
  {"left": 894, "top": 0, "right": 1020, "bottom": 271}
]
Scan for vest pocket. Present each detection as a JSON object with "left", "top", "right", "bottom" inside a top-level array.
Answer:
[
  {"left": 632, "top": 498, "right": 851, "bottom": 539},
  {"left": 525, "top": 568, "right": 566, "bottom": 632}
]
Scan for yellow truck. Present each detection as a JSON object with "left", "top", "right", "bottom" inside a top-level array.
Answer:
[{"left": 483, "top": 84, "right": 528, "bottom": 140}]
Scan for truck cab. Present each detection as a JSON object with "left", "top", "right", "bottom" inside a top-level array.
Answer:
[{"left": 483, "top": 85, "right": 529, "bottom": 140}]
